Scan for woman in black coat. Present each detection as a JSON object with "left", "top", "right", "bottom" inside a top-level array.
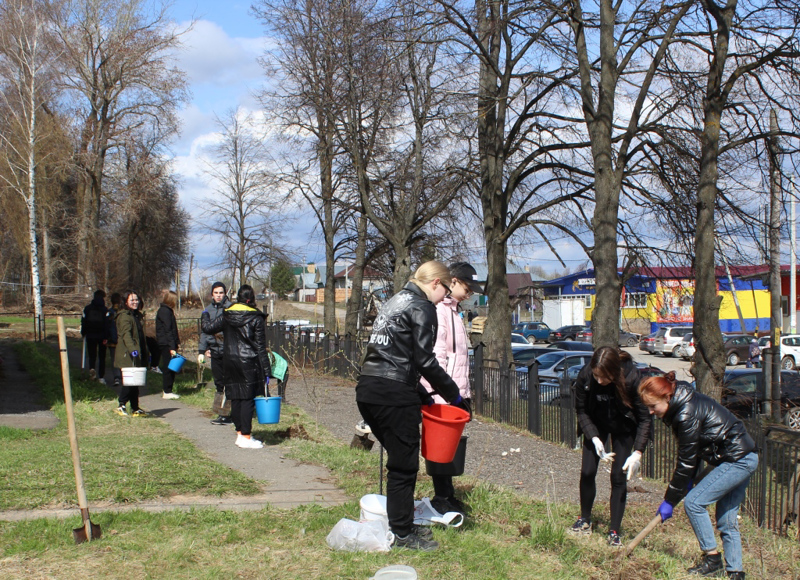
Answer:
[
  {"left": 571, "top": 346, "right": 652, "bottom": 546},
  {"left": 156, "top": 290, "right": 181, "bottom": 400},
  {"left": 201, "top": 285, "right": 271, "bottom": 449}
]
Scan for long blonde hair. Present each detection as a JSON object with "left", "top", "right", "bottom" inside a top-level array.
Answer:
[
  {"left": 161, "top": 290, "right": 178, "bottom": 309},
  {"left": 409, "top": 261, "right": 450, "bottom": 288}
]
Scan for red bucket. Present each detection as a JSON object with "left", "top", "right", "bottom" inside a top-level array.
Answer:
[{"left": 421, "top": 404, "right": 470, "bottom": 463}]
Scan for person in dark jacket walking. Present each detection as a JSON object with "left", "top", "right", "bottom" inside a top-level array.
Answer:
[
  {"left": 570, "top": 347, "right": 651, "bottom": 547},
  {"left": 201, "top": 285, "right": 271, "bottom": 449},
  {"left": 81, "top": 290, "right": 108, "bottom": 384},
  {"left": 199, "top": 282, "right": 232, "bottom": 425},
  {"left": 156, "top": 290, "right": 181, "bottom": 400},
  {"left": 115, "top": 290, "right": 149, "bottom": 417},
  {"left": 357, "top": 261, "right": 471, "bottom": 552},
  {"left": 640, "top": 373, "right": 757, "bottom": 580}
]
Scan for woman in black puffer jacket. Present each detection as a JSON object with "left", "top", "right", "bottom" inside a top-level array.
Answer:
[
  {"left": 156, "top": 290, "right": 181, "bottom": 399},
  {"left": 640, "top": 373, "right": 757, "bottom": 580},
  {"left": 571, "top": 346, "right": 652, "bottom": 547},
  {"left": 202, "top": 285, "right": 271, "bottom": 449}
]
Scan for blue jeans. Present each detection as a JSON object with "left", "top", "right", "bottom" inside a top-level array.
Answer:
[{"left": 683, "top": 452, "right": 759, "bottom": 572}]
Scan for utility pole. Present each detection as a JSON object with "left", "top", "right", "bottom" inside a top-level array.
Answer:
[
  {"left": 767, "top": 109, "right": 782, "bottom": 420},
  {"left": 187, "top": 254, "right": 194, "bottom": 300},
  {"left": 791, "top": 177, "right": 797, "bottom": 334}
]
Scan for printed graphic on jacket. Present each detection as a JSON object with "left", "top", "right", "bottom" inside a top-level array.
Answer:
[{"left": 369, "top": 293, "right": 413, "bottom": 346}]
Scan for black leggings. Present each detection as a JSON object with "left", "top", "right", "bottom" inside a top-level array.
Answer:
[
  {"left": 579, "top": 430, "right": 634, "bottom": 532},
  {"left": 357, "top": 402, "right": 421, "bottom": 537}
]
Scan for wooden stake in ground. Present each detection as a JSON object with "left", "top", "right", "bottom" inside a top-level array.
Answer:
[
  {"left": 57, "top": 317, "right": 102, "bottom": 543},
  {"left": 620, "top": 514, "right": 662, "bottom": 559}
]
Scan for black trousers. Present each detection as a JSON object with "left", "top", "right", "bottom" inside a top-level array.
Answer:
[
  {"left": 158, "top": 352, "right": 176, "bottom": 394},
  {"left": 118, "top": 384, "right": 140, "bottom": 411},
  {"left": 86, "top": 337, "right": 106, "bottom": 378},
  {"left": 211, "top": 355, "right": 224, "bottom": 393},
  {"left": 357, "top": 401, "right": 421, "bottom": 537},
  {"left": 580, "top": 430, "right": 634, "bottom": 532},
  {"left": 231, "top": 398, "right": 255, "bottom": 435},
  {"left": 432, "top": 475, "right": 455, "bottom": 500}
]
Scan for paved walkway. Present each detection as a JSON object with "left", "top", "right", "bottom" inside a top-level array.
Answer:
[{"left": 0, "top": 339, "right": 347, "bottom": 522}]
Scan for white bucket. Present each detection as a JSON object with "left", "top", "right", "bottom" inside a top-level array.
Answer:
[
  {"left": 370, "top": 565, "right": 418, "bottom": 580},
  {"left": 121, "top": 367, "right": 147, "bottom": 386},
  {"left": 359, "top": 494, "right": 387, "bottom": 522}
]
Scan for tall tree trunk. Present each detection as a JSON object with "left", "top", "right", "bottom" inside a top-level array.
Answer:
[
  {"left": 768, "top": 109, "right": 782, "bottom": 420},
  {"left": 393, "top": 245, "right": 413, "bottom": 294},
  {"left": 320, "top": 120, "right": 337, "bottom": 334},
  {"left": 345, "top": 214, "right": 367, "bottom": 337}
]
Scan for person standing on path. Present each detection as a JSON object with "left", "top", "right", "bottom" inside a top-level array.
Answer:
[
  {"left": 357, "top": 261, "right": 471, "bottom": 552},
  {"left": 570, "top": 346, "right": 651, "bottom": 547},
  {"left": 81, "top": 289, "right": 108, "bottom": 384},
  {"left": 107, "top": 292, "right": 122, "bottom": 387},
  {"left": 201, "top": 285, "right": 271, "bottom": 449},
  {"left": 115, "top": 291, "right": 149, "bottom": 417},
  {"left": 419, "top": 262, "right": 483, "bottom": 516},
  {"left": 199, "top": 282, "right": 232, "bottom": 425},
  {"left": 156, "top": 290, "right": 181, "bottom": 400},
  {"left": 639, "top": 373, "right": 757, "bottom": 580}
]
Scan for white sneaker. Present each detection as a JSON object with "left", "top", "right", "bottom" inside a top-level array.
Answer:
[
  {"left": 98, "top": 378, "right": 107, "bottom": 385},
  {"left": 237, "top": 436, "right": 263, "bottom": 449},
  {"left": 235, "top": 434, "right": 246, "bottom": 447},
  {"left": 162, "top": 392, "right": 180, "bottom": 400},
  {"left": 151, "top": 367, "right": 162, "bottom": 374},
  {"left": 355, "top": 420, "right": 372, "bottom": 435}
]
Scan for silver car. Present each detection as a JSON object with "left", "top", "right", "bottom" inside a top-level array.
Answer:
[{"left": 653, "top": 326, "right": 693, "bottom": 357}]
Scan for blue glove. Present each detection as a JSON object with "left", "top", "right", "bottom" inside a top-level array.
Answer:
[
  {"left": 657, "top": 501, "right": 673, "bottom": 522},
  {"left": 452, "top": 395, "right": 463, "bottom": 405},
  {"left": 131, "top": 350, "right": 139, "bottom": 358},
  {"left": 686, "top": 480, "right": 694, "bottom": 492}
]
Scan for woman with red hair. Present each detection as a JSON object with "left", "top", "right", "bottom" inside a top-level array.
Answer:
[{"left": 639, "top": 373, "right": 757, "bottom": 580}]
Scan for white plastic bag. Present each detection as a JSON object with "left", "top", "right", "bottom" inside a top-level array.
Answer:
[
  {"left": 326, "top": 518, "right": 394, "bottom": 552},
  {"left": 413, "top": 497, "right": 464, "bottom": 528}
]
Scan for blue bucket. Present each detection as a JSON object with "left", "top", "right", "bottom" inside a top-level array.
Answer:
[
  {"left": 254, "top": 396, "right": 282, "bottom": 424},
  {"left": 167, "top": 354, "right": 186, "bottom": 373}
]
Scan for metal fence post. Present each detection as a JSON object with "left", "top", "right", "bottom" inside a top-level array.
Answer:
[
  {"left": 527, "top": 361, "right": 540, "bottom": 436},
  {"left": 474, "top": 344, "right": 484, "bottom": 415}
]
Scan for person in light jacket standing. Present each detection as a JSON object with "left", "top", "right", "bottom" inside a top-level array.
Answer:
[
  {"left": 199, "top": 282, "right": 232, "bottom": 425},
  {"left": 420, "top": 262, "right": 483, "bottom": 516},
  {"left": 156, "top": 290, "right": 181, "bottom": 400}
]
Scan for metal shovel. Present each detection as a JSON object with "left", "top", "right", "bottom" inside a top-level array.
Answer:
[{"left": 57, "top": 317, "right": 102, "bottom": 543}]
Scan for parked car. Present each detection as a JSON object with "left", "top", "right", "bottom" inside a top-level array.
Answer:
[
  {"left": 675, "top": 332, "right": 694, "bottom": 361},
  {"left": 777, "top": 335, "right": 800, "bottom": 370},
  {"left": 547, "top": 340, "right": 594, "bottom": 351},
  {"left": 548, "top": 324, "right": 586, "bottom": 342},
  {"left": 517, "top": 350, "right": 592, "bottom": 400},
  {"left": 513, "top": 346, "right": 560, "bottom": 366},
  {"left": 511, "top": 333, "right": 535, "bottom": 348},
  {"left": 639, "top": 332, "right": 658, "bottom": 353},
  {"left": 722, "top": 368, "right": 800, "bottom": 429},
  {"left": 653, "top": 325, "right": 694, "bottom": 357},
  {"left": 722, "top": 334, "right": 757, "bottom": 366},
  {"left": 512, "top": 322, "right": 552, "bottom": 344},
  {"left": 575, "top": 326, "right": 640, "bottom": 347}
]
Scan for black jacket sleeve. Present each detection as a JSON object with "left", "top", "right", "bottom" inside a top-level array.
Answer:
[
  {"left": 626, "top": 367, "right": 653, "bottom": 453},
  {"left": 574, "top": 363, "right": 600, "bottom": 441},
  {"left": 202, "top": 312, "right": 224, "bottom": 335},
  {"left": 664, "top": 408, "right": 702, "bottom": 505},
  {"left": 410, "top": 305, "right": 459, "bottom": 402},
  {"left": 254, "top": 317, "right": 272, "bottom": 383}
]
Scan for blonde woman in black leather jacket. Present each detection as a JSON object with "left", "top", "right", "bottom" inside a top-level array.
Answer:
[{"left": 357, "top": 260, "right": 470, "bottom": 552}]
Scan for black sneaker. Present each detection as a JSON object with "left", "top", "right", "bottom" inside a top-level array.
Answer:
[
  {"left": 431, "top": 496, "right": 465, "bottom": 515},
  {"left": 607, "top": 530, "right": 622, "bottom": 547},
  {"left": 411, "top": 524, "right": 433, "bottom": 541},
  {"left": 727, "top": 573, "right": 745, "bottom": 580},
  {"left": 687, "top": 553, "right": 723, "bottom": 576},
  {"left": 392, "top": 531, "right": 439, "bottom": 551},
  {"left": 210, "top": 416, "right": 232, "bottom": 425},
  {"left": 568, "top": 517, "right": 592, "bottom": 535}
]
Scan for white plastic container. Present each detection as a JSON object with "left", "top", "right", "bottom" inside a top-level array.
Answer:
[
  {"left": 359, "top": 494, "right": 387, "bottom": 522},
  {"left": 370, "top": 565, "right": 418, "bottom": 580},
  {"left": 121, "top": 367, "right": 147, "bottom": 386}
]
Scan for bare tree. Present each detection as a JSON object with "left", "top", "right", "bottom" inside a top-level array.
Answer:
[
  {"left": 0, "top": 0, "right": 60, "bottom": 319},
  {"left": 202, "top": 110, "right": 281, "bottom": 288},
  {"left": 48, "top": 0, "right": 188, "bottom": 289}
]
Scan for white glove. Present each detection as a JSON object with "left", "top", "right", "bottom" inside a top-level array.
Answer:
[
  {"left": 591, "top": 436, "right": 616, "bottom": 463},
  {"left": 197, "top": 354, "right": 205, "bottom": 364},
  {"left": 622, "top": 451, "right": 642, "bottom": 481}
]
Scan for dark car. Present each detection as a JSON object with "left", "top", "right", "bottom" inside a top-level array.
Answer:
[
  {"left": 517, "top": 350, "right": 593, "bottom": 400},
  {"left": 723, "top": 334, "right": 756, "bottom": 366},
  {"left": 512, "top": 322, "right": 552, "bottom": 344},
  {"left": 513, "top": 346, "right": 559, "bottom": 366},
  {"left": 547, "top": 340, "right": 594, "bottom": 351},
  {"left": 722, "top": 368, "right": 800, "bottom": 429},
  {"left": 639, "top": 332, "right": 658, "bottom": 353},
  {"left": 575, "top": 326, "right": 640, "bottom": 347},
  {"left": 548, "top": 325, "right": 586, "bottom": 342}
]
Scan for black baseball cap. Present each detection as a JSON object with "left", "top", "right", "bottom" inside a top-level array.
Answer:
[{"left": 449, "top": 262, "right": 484, "bottom": 294}]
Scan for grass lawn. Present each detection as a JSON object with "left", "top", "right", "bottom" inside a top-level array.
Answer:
[{"left": 0, "top": 342, "right": 798, "bottom": 579}]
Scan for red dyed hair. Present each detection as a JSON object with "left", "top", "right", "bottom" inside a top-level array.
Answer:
[{"left": 638, "top": 371, "right": 677, "bottom": 402}]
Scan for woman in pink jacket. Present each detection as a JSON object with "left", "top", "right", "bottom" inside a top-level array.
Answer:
[{"left": 420, "top": 262, "right": 484, "bottom": 515}]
